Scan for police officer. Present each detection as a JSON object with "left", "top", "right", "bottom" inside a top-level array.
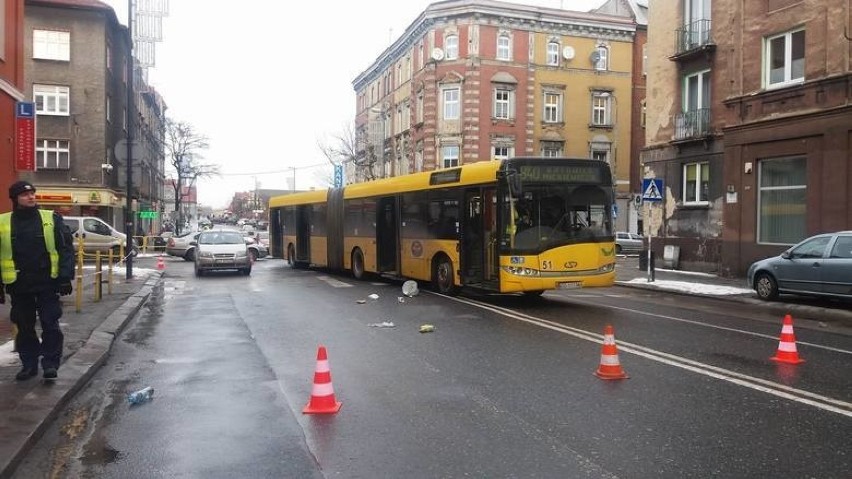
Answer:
[{"left": 0, "top": 181, "right": 75, "bottom": 380}]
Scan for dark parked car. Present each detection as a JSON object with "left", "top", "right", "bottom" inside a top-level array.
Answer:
[{"left": 747, "top": 231, "right": 852, "bottom": 300}]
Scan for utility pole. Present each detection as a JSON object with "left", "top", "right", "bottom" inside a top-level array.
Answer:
[{"left": 124, "top": 0, "right": 135, "bottom": 279}]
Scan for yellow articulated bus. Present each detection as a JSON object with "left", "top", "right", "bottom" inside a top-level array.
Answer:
[{"left": 268, "top": 157, "right": 616, "bottom": 296}]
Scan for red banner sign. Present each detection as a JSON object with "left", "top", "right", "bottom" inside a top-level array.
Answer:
[{"left": 15, "top": 102, "right": 36, "bottom": 171}]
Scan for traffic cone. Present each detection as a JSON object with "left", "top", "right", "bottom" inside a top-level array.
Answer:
[
  {"left": 771, "top": 314, "right": 805, "bottom": 364},
  {"left": 303, "top": 345, "right": 342, "bottom": 414},
  {"left": 156, "top": 255, "right": 165, "bottom": 271},
  {"left": 594, "top": 325, "right": 629, "bottom": 380}
]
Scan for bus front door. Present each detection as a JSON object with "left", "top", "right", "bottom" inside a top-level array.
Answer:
[
  {"left": 462, "top": 187, "right": 498, "bottom": 288},
  {"left": 295, "top": 205, "right": 311, "bottom": 262},
  {"left": 376, "top": 196, "right": 398, "bottom": 273}
]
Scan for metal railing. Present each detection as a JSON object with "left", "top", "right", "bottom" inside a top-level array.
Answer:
[
  {"left": 674, "top": 19, "right": 713, "bottom": 55},
  {"left": 673, "top": 108, "right": 711, "bottom": 141}
]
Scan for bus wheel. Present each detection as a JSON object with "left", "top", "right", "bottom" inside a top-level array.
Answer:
[
  {"left": 287, "top": 245, "right": 297, "bottom": 268},
  {"left": 433, "top": 255, "right": 459, "bottom": 296},
  {"left": 351, "top": 249, "right": 365, "bottom": 280}
]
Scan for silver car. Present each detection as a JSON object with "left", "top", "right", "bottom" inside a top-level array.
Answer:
[
  {"left": 193, "top": 230, "right": 252, "bottom": 276},
  {"left": 166, "top": 231, "right": 201, "bottom": 261},
  {"left": 615, "top": 231, "right": 644, "bottom": 255},
  {"left": 747, "top": 231, "right": 852, "bottom": 301}
]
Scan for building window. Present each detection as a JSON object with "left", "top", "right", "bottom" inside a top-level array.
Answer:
[
  {"left": 758, "top": 156, "right": 806, "bottom": 244},
  {"left": 416, "top": 90, "right": 424, "bottom": 124},
  {"left": 541, "top": 141, "right": 563, "bottom": 157},
  {"left": 493, "top": 145, "right": 513, "bottom": 161},
  {"left": 497, "top": 34, "right": 511, "bottom": 61},
  {"left": 765, "top": 29, "right": 805, "bottom": 89},
  {"left": 106, "top": 95, "right": 111, "bottom": 123},
  {"left": 415, "top": 141, "right": 424, "bottom": 172},
  {"left": 591, "top": 92, "right": 611, "bottom": 126},
  {"left": 36, "top": 139, "right": 70, "bottom": 169},
  {"left": 443, "top": 87, "right": 460, "bottom": 120},
  {"left": 683, "top": 162, "right": 709, "bottom": 204},
  {"left": 493, "top": 87, "right": 514, "bottom": 120},
  {"left": 106, "top": 42, "right": 112, "bottom": 71},
  {"left": 441, "top": 145, "right": 459, "bottom": 168},
  {"left": 594, "top": 46, "right": 608, "bottom": 71},
  {"left": 546, "top": 41, "right": 560, "bottom": 66},
  {"left": 445, "top": 34, "right": 459, "bottom": 60},
  {"left": 33, "top": 84, "right": 69, "bottom": 116},
  {"left": 33, "top": 29, "right": 70, "bottom": 61},
  {"left": 543, "top": 92, "right": 562, "bottom": 123},
  {"left": 590, "top": 143, "right": 611, "bottom": 163}
]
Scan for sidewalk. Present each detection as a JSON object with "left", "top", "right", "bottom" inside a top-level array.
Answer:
[
  {"left": 0, "top": 267, "right": 162, "bottom": 479},
  {"left": 614, "top": 255, "right": 852, "bottom": 327}
]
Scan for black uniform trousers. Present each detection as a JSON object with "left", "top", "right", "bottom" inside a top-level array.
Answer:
[{"left": 10, "top": 289, "right": 63, "bottom": 370}]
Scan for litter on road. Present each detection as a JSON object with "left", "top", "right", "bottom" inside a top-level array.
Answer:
[
  {"left": 419, "top": 324, "right": 435, "bottom": 333},
  {"left": 368, "top": 293, "right": 380, "bottom": 300},
  {"left": 402, "top": 280, "right": 419, "bottom": 297},
  {"left": 356, "top": 299, "right": 366, "bottom": 304}
]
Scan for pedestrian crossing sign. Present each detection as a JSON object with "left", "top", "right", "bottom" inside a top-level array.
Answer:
[{"left": 642, "top": 178, "right": 664, "bottom": 202}]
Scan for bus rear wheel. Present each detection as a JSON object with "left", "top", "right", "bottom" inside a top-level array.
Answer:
[
  {"left": 433, "top": 255, "right": 459, "bottom": 296},
  {"left": 351, "top": 249, "right": 365, "bottom": 280}
]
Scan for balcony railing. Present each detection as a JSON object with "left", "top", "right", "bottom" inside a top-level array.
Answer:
[
  {"left": 673, "top": 108, "right": 711, "bottom": 141},
  {"left": 674, "top": 19, "right": 713, "bottom": 56}
]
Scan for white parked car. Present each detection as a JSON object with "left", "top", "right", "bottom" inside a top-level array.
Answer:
[
  {"left": 193, "top": 230, "right": 252, "bottom": 276},
  {"left": 615, "top": 231, "right": 644, "bottom": 255}
]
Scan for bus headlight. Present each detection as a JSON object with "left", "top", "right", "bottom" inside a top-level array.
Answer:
[{"left": 599, "top": 262, "right": 615, "bottom": 273}]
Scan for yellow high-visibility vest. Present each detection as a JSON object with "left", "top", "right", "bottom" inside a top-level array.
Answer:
[{"left": 0, "top": 210, "right": 59, "bottom": 284}]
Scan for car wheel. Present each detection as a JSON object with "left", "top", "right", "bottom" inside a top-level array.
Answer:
[
  {"left": 615, "top": 244, "right": 623, "bottom": 254},
  {"left": 249, "top": 249, "right": 258, "bottom": 263},
  {"left": 754, "top": 272, "right": 779, "bottom": 300},
  {"left": 351, "top": 248, "right": 365, "bottom": 280},
  {"left": 184, "top": 248, "right": 195, "bottom": 262},
  {"left": 432, "top": 255, "right": 459, "bottom": 296}
]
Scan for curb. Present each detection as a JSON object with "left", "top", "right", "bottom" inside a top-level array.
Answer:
[{"left": 0, "top": 272, "right": 163, "bottom": 479}]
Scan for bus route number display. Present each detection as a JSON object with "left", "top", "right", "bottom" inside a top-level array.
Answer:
[{"left": 518, "top": 165, "right": 602, "bottom": 183}]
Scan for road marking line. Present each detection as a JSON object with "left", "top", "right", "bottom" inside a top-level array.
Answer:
[
  {"left": 317, "top": 275, "right": 353, "bottom": 288},
  {"left": 441, "top": 294, "right": 852, "bottom": 418},
  {"left": 559, "top": 296, "right": 852, "bottom": 355}
]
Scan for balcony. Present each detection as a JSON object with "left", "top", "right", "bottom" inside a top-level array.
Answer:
[
  {"left": 673, "top": 108, "right": 711, "bottom": 142},
  {"left": 670, "top": 19, "right": 715, "bottom": 61}
]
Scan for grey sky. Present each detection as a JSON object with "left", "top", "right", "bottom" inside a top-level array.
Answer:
[{"left": 103, "top": 0, "right": 606, "bottom": 208}]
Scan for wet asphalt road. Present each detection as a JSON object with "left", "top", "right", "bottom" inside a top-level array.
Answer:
[{"left": 12, "top": 255, "right": 852, "bottom": 478}]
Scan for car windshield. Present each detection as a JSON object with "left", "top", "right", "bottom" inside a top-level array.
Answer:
[{"left": 199, "top": 232, "right": 245, "bottom": 245}]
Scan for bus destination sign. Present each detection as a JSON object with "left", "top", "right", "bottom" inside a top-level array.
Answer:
[{"left": 518, "top": 165, "right": 602, "bottom": 183}]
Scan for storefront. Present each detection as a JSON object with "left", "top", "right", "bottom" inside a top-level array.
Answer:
[{"left": 35, "top": 187, "right": 125, "bottom": 228}]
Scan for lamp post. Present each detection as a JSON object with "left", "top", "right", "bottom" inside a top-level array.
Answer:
[{"left": 124, "top": 0, "right": 135, "bottom": 278}]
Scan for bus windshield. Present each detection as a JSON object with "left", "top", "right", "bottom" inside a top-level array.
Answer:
[{"left": 502, "top": 183, "right": 613, "bottom": 253}]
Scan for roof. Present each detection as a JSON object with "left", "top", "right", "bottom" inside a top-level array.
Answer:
[{"left": 26, "top": 0, "right": 120, "bottom": 26}]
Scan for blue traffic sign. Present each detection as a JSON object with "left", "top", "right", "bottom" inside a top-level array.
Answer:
[
  {"left": 641, "top": 178, "right": 664, "bottom": 202},
  {"left": 333, "top": 164, "right": 343, "bottom": 188}
]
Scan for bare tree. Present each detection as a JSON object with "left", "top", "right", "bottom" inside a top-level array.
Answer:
[
  {"left": 162, "top": 118, "right": 219, "bottom": 233},
  {"left": 318, "top": 122, "right": 379, "bottom": 182}
]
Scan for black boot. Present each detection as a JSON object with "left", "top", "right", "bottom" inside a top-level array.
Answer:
[
  {"left": 42, "top": 367, "right": 58, "bottom": 380},
  {"left": 15, "top": 366, "right": 38, "bottom": 381}
]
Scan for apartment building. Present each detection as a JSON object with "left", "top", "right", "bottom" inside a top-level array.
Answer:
[
  {"left": 644, "top": 0, "right": 852, "bottom": 275},
  {"left": 0, "top": 0, "right": 26, "bottom": 212},
  {"left": 352, "top": 0, "right": 644, "bottom": 231},
  {"left": 21, "top": 0, "right": 166, "bottom": 232}
]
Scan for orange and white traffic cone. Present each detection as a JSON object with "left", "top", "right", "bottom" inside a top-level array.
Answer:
[
  {"left": 594, "top": 325, "right": 629, "bottom": 380},
  {"left": 156, "top": 254, "right": 165, "bottom": 271},
  {"left": 771, "top": 314, "right": 805, "bottom": 364},
  {"left": 303, "top": 345, "right": 342, "bottom": 414}
]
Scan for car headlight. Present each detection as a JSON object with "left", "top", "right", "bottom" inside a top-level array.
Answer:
[
  {"left": 236, "top": 250, "right": 248, "bottom": 257},
  {"left": 199, "top": 250, "right": 214, "bottom": 258}
]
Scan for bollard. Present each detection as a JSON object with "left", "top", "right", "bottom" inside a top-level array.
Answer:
[
  {"left": 107, "top": 248, "right": 113, "bottom": 295},
  {"left": 94, "top": 251, "right": 102, "bottom": 301},
  {"left": 75, "top": 242, "right": 84, "bottom": 313}
]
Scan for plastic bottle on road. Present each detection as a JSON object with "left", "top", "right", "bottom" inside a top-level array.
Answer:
[{"left": 127, "top": 386, "right": 155, "bottom": 405}]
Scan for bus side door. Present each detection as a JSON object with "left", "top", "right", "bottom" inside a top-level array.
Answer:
[{"left": 376, "top": 196, "right": 399, "bottom": 273}]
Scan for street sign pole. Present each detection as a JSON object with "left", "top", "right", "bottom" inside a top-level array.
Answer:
[{"left": 641, "top": 178, "right": 664, "bottom": 283}]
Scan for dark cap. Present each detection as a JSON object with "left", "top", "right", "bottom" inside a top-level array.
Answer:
[{"left": 9, "top": 180, "right": 36, "bottom": 199}]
